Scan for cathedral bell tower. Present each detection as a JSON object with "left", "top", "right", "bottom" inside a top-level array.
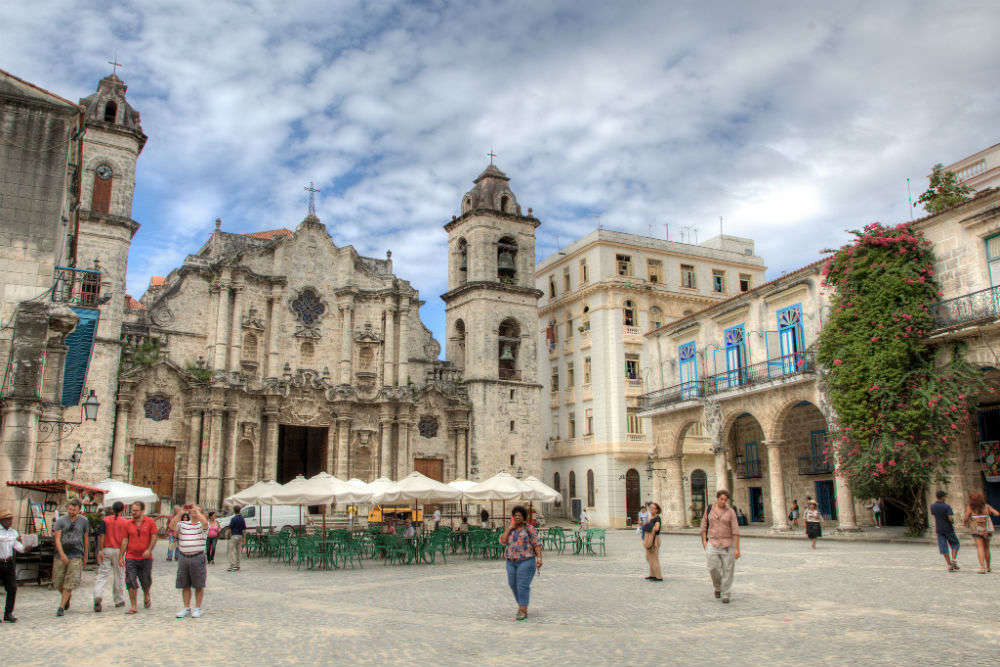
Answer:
[{"left": 441, "top": 163, "right": 543, "bottom": 480}]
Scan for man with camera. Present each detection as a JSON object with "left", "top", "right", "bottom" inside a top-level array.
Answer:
[{"left": 170, "top": 503, "right": 209, "bottom": 618}]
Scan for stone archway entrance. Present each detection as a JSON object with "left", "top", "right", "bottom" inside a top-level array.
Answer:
[
  {"left": 625, "top": 468, "right": 641, "bottom": 524},
  {"left": 278, "top": 425, "right": 328, "bottom": 483}
]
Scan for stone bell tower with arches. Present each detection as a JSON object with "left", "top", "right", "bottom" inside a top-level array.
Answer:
[{"left": 441, "top": 162, "right": 543, "bottom": 481}]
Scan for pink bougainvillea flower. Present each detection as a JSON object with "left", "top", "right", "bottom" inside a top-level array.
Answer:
[{"left": 834, "top": 359, "right": 842, "bottom": 366}]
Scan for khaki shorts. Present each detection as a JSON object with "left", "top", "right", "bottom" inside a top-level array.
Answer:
[{"left": 52, "top": 557, "right": 83, "bottom": 591}]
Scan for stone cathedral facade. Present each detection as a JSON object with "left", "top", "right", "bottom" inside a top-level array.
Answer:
[{"left": 0, "top": 69, "right": 543, "bottom": 513}]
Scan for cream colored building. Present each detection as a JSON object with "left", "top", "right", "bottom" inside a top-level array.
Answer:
[
  {"left": 940, "top": 142, "right": 1000, "bottom": 192},
  {"left": 641, "top": 187, "right": 1000, "bottom": 530},
  {"left": 536, "top": 230, "right": 765, "bottom": 527}
]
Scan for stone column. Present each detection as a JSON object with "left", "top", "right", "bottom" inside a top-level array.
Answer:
[
  {"left": 336, "top": 417, "right": 351, "bottom": 479},
  {"left": 339, "top": 299, "right": 354, "bottom": 384},
  {"left": 263, "top": 409, "right": 279, "bottom": 481},
  {"left": 455, "top": 427, "right": 468, "bottom": 480},
  {"left": 200, "top": 407, "right": 224, "bottom": 506},
  {"left": 765, "top": 441, "right": 788, "bottom": 530},
  {"left": 396, "top": 419, "right": 411, "bottom": 477},
  {"left": 266, "top": 288, "right": 283, "bottom": 378},
  {"left": 0, "top": 401, "right": 42, "bottom": 501},
  {"left": 228, "top": 284, "right": 244, "bottom": 373},
  {"left": 325, "top": 425, "right": 337, "bottom": 476},
  {"left": 663, "top": 455, "right": 685, "bottom": 527},
  {"left": 713, "top": 447, "right": 728, "bottom": 494},
  {"left": 398, "top": 299, "right": 410, "bottom": 385},
  {"left": 832, "top": 441, "right": 858, "bottom": 530},
  {"left": 223, "top": 409, "right": 239, "bottom": 499},
  {"left": 110, "top": 397, "right": 133, "bottom": 479},
  {"left": 383, "top": 305, "right": 396, "bottom": 386},
  {"left": 184, "top": 410, "right": 203, "bottom": 501},
  {"left": 212, "top": 282, "right": 230, "bottom": 371},
  {"left": 379, "top": 418, "right": 393, "bottom": 479}
]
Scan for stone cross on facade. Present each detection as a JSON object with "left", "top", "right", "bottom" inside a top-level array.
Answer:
[
  {"left": 487, "top": 149, "right": 497, "bottom": 165},
  {"left": 107, "top": 54, "right": 124, "bottom": 75},
  {"left": 304, "top": 181, "right": 319, "bottom": 216}
]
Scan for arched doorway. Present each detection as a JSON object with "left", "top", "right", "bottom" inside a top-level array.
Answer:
[
  {"left": 625, "top": 469, "right": 641, "bottom": 523},
  {"left": 727, "top": 412, "right": 767, "bottom": 523},
  {"left": 690, "top": 469, "right": 707, "bottom": 519}
]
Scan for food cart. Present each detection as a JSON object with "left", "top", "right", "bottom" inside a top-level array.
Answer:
[{"left": 5, "top": 479, "right": 108, "bottom": 584}]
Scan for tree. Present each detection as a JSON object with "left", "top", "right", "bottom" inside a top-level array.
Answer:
[
  {"left": 817, "top": 222, "right": 985, "bottom": 533},
  {"left": 916, "top": 163, "right": 973, "bottom": 213}
]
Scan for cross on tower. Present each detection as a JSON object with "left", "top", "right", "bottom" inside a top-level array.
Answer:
[
  {"left": 107, "top": 54, "right": 124, "bottom": 75},
  {"left": 304, "top": 181, "right": 320, "bottom": 216},
  {"left": 487, "top": 149, "right": 497, "bottom": 165}
]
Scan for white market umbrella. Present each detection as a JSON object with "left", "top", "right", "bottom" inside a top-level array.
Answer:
[
  {"left": 366, "top": 477, "right": 397, "bottom": 500},
  {"left": 265, "top": 472, "right": 373, "bottom": 534},
  {"left": 345, "top": 478, "right": 370, "bottom": 490},
  {"left": 446, "top": 479, "right": 478, "bottom": 494},
  {"left": 521, "top": 476, "right": 561, "bottom": 504},
  {"left": 97, "top": 479, "right": 158, "bottom": 508},
  {"left": 463, "top": 472, "right": 538, "bottom": 502},
  {"left": 372, "top": 472, "right": 460, "bottom": 504},
  {"left": 224, "top": 480, "right": 281, "bottom": 507}
]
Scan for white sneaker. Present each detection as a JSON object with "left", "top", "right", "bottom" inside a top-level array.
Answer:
[
  {"left": 176, "top": 608, "right": 191, "bottom": 618},
  {"left": 191, "top": 608, "right": 203, "bottom": 618}
]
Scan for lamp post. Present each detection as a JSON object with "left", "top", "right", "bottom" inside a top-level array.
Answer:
[{"left": 69, "top": 444, "right": 83, "bottom": 479}]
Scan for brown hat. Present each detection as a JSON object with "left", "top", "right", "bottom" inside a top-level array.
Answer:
[{"left": 0, "top": 509, "right": 13, "bottom": 521}]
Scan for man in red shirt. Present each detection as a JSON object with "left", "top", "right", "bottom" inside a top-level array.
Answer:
[
  {"left": 93, "top": 501, "right": 127, "bottom": 612},
  {"left": 118, "top": 501, "right": 158, "bottom": 614}
]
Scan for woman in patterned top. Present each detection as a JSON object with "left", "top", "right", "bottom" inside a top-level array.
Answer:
[
  {"left": 963, "top": 492, "right": 999, "bottom": 573},
  {"left": 499, "top": 505, "right": 542, "bottom": 620}
]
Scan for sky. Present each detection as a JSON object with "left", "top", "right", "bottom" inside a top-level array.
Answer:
[{"left": 2, "top": 1, "right": 999, "bottom": 347}]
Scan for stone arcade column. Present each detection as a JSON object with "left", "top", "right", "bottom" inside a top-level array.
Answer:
[
  {"left": 325, "top": 426, "right": 337, "bottom": 477},
  {"left": 199, "top": 406, "right": 224, "bottom": 506},
  {"left": 335, "top": 417, "right": 351, "bottom": 479},
  {"left": 832, "top": 441, "right": 858, "bottom": 530},
  {"left": 397, "top": 418, "right": 412, "bottom": 477},
  {"left": 713, "top": 447, "right": 728, "bottom": 495},
  {"left": 339, "top": 299, "right": 354, "bottom": 384},
  {"left": 184, "top": 409, "right": 203, "bottom": 501},
  {"left": 663, "top": 455, "right": 686, "bottom": 527},
  {"left": 110, "top": 397, "right": 133, "bottom": 480},
  {"left": 379, "top": 410, "right": 394, "bottom": 478},
  {"left": 454, "top": 426, "right": 468, "bottom": 480},
  {"left": 263, "top": 408, "right": 280, "bottom": 481},
  {"left": 266, "top": 287, "right": 283, "bottom": 378},
  {"left": 765, "top": 440, "right": 788, "bottom": 530},
  {"left": 383, "top": 305, "right": 396, "bottom": 386},
  {"left": 228, "top": 284, "right": 245, "bottom": 373}
]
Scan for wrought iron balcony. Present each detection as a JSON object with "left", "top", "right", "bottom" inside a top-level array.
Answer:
[
  {"left": 932, "top": 285, "right": 1000, "bottom": 330},
  {"left": 703, "top": 352, "right": 814, "bottom": 395},
  {"left": 638, "top": 381, "right": 705, "bottom": 411},
  {"left": 52, "top": 266, "right": 102, "bottom": 309},
  {"left": 797, "top": 455, "right": 832, "bottom": 475},
  {"left": 735, "top": 458, "right": 762, "bottom": 479}
]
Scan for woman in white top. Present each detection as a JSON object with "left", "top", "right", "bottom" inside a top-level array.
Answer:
[{"left": 804, "top": 501, "right": 823, "bottom": 549}]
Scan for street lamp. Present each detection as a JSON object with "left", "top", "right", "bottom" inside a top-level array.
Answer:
[
  {"left": 69, "top": 444, "right": 83, "bottom": 479},
  {"left": 37, "top": 389, "right": 101, "bottom": 442}
]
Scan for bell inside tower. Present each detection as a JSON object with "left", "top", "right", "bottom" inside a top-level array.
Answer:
[{"left": 498, "top": 236, "right": 518, "bottom": 284}]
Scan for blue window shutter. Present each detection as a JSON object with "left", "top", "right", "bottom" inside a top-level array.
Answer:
[{"left": 61, "top": 307, "right": 99, "bottom": 407}]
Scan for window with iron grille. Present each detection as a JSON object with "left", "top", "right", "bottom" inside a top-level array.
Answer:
[
  {"left": 585, "top": 408, "right": 593, "bottom": 435},
  {"left": 625, "top": 354, "right": 640, "bottom": 379},
  {"left": 739, "top": 273, "right": 752, "bottom": 292},
  {"left": 583, "top": 357, "right": 592, "bottom": 384},
  {"left": 647, "top": 258, "right": 662, "bottom": 284},
  {"left": 567, "top": 361, "right": 575, "bottom": 386},
  {"left": 617, "top": 254, "right": 633, "bottom": 276},
  {"left": 712, "top": 269, "right": 726, "bottom": 293},
  {"left": 551, "top": 367, "right": 559, "bottom": 392},
  {"left": 568, "top": 412, "right": 576, "bottom": 438},
  {"left": 681, "top": 264, "right": 696, "bottom": 289},
  {"left": 626, "top": 408, "right": 643, "bottom": 434}
]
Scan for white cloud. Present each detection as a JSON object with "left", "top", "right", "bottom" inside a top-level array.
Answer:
[{"left": 2, "top": 0, "right": 999, "bottom": 342}]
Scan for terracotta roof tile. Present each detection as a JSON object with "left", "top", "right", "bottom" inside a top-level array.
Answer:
[
  {"left": 125, "top": 295, "right": 146, "bottom": 310},
  {"left": 149, "top": 276, "right": 166, "bottom": 287},
  {"left": 243, "top": 229, "right": 293, "bottom": 240}
]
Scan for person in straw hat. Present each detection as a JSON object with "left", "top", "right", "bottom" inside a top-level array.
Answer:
[{"left": 0, "top": 508, "right": 29, "bottom": 622}]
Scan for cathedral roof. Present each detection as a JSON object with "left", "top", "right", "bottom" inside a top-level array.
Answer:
[
  {"left": 149, "top": 276, "right": 166, "bottom": 287},
  {"left": 473, "top": 164, "right": 509, "bottom": 183},
  {"left": 0, "top": 67, "right": 80, "bottom": 111},
  {"left": 125, "top": 295, "right": 146, "bottom": 310},
  {"left": 242, "top": 229, "right": 293, "bottom": 240}
]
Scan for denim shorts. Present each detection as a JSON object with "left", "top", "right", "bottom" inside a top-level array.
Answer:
[{"left": 937, "top": 532, "right": 960, "bottom": 555}]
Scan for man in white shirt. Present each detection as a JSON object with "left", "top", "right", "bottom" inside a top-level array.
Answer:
[
  {"left": 1, "top": 509, "right": 28, "bottom": 622},
  {"left": 433, "top": 508, "right": 442, "bottom": 530},
  {"left": 169, "top": 504, "right": 209, "bottom": 619}
]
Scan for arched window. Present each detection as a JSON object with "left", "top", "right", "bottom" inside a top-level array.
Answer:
[
  {"left": 453, "top": 319, "right": 466, "bottom": 371},
  {"left": 456, "top": 238, "right": 468, "bottom": 283},
  {"left": 243, "top": 333, "right": 258, "bottom": 362},
  {"left": 498, "top": 318, "right": 520, "bottom": 380},
  {"left": 300, "top": 341, "right": 314, "bottom": 360},
  {"left": 568, "top": 470, "right": 577, "bottom": 499},
  {"left": 623, "top": 300, "right": 635, "bottom": 327},
  {"left": 553, "top": 472, "right": 561, "bottom": 496},
  {"left": 462, "top": 196, "right": 472, "bottom": 214},
  {"left": 586, "top": 469, "right": 595, "bottom": 507},
  {"left": 500, "top": 195, "right": 509, "bottom": 212},
  {"left": 103, "top": 101, "right": 117, "bottom": 123},
  {"left": 649, "top": 306, "right": 663, "bottom": 329},
  {"left": 498, "top": 236, "right": 518, "bottom": 284},
  {"left": 691, "top": 469, "right": 708, "bottom": 516},
  {"left": 91, "top": 163, "right": 113, "bottom": 214}
]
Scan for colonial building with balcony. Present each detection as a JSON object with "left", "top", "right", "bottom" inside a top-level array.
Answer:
[
  {"left": 536, "top": 228, "right": 765, "bottom": 527},
  {"left": 639, "top": 261, "right": 869, "bottom": 530}
]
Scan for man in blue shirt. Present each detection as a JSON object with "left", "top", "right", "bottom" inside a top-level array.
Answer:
[
  {"left": 930, "top": 490, "right": 960, "bottom": 572},
  {"left": 226, "top": 508, "right": 247, "bottom": 572}
]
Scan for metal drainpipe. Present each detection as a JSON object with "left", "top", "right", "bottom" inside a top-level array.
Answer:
[{"left": 70, "top": 108, "right": 86, "bottom": 267}]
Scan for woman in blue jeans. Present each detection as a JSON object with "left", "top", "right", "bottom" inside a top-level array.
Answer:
[{"left": 499, "top": 506, "right": 542, "bottom": 621}]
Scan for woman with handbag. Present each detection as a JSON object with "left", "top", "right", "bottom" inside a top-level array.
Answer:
[{"left": 641, "top": 502, "right": 662, "bottom": 582}]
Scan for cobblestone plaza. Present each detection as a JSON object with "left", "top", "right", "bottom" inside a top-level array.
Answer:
[{"left": 6, "top": 530, "right": 999, "bottom": 666}]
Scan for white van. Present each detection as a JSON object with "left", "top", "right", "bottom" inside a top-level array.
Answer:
[{"left": 216, "top": 504, "right": 306, "bottom": 537}]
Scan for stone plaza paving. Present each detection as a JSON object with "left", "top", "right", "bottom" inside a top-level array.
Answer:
[{"left": 5, "top": 530, "right": 999, "bottom": 666}]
